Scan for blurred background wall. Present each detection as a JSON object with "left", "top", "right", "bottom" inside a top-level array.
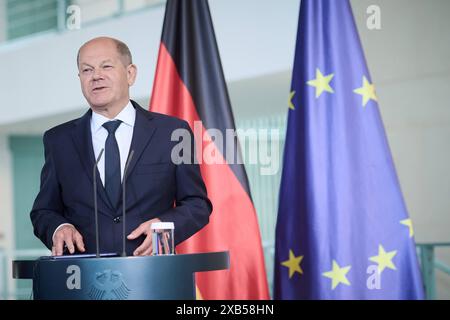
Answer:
[{"left": 0, "top": 0, "right": 449, "bottom": 299}]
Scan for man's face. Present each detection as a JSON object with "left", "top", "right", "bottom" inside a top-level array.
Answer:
[{"left": 78, "top": 39, "right": 136, "bottom": 111}]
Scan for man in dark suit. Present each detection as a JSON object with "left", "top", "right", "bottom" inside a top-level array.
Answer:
[{"left": 30, "top": 37, "right": 212, "bottom": 256}]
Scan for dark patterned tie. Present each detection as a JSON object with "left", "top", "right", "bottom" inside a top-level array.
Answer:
[{"left": 102, "top": 120, "right": 122, "bottom": 208}]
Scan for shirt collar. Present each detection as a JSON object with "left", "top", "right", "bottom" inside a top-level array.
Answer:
[{"left": 91, "top": 101, "right": 136, "bottom": 133}]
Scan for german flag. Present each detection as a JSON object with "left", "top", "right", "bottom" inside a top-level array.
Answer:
[{"left": 150, "top": 0, "right": 269, "bottom": 299}]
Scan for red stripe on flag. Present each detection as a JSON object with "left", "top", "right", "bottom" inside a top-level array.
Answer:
[{"left": 150, "top": 43, "right": 269, "bottom": 299}]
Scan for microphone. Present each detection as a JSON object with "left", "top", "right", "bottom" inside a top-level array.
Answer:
[
  {"left": 121, "top": 150, "right": 134, "bottom": 257},
  {"left": 93, "top": 148, "right": 104, "bottom": 258}
]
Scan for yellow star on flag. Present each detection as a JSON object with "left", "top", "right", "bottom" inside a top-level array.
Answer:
[
  {"left": 369, "top": 245, "right": 397, "bottom": 274},
  {"left": 322, "top": 260, "right": 351, "bottom": 290},
  {"left": 307, "top": 68, "right": 334, "bottom": 98},
  {"left": 400, "top": 218, "right": 414, "bottom": 238},
  {"left": 353, "top": 76, "right": 377, "bottom": 107},
  {"left": 281, "top": 249, "right": 304, "bottom": 278},
  {"left": 289, "top": 91, "right": 296, "bottom": 110}
]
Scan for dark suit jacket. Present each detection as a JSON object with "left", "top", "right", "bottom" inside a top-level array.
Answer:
[{"left": 30, "top": 100, "right": 212, "bottom": 255}]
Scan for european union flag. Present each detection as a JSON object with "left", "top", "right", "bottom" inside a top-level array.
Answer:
[{"left": 274, "top": 0, "right": 424, "bottom": 299}]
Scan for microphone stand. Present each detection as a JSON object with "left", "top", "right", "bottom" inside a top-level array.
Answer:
[
  {"left": 122, "top": 150, "right": 134, "bottom": 257},
  {"left": 93, "top": 148, "right": 104, "bottom": 258}
]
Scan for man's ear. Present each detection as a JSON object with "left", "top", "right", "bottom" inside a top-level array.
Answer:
[{"left": 127, "top": 64, "right": 137, "bottom": 86}]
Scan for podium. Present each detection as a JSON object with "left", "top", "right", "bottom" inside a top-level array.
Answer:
[{"left": 12, "top": 251, "right": 229, "bottom": 300}]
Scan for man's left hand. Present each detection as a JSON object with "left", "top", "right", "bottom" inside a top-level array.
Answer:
[{"left": 127, "top": 218, "right": 161, "bottom": 256}]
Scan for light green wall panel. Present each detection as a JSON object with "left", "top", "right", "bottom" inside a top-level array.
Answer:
[{"left": 9, "top": 136, "right": 46, "bottom": 250}]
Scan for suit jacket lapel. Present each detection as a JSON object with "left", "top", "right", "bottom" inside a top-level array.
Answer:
[
  {"left": 71, "top": 109, "right": 115, "bottom": 212},
  {"left": 125, "top": 101, "right": 157, "bottom": 181},
  {"left": 114, "top": 101, "right": 157, "bottom": 215}
]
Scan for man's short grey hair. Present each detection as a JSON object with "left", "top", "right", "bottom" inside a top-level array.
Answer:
[{"left": 77, "top": 37, "right": 133, "bottom": 67}]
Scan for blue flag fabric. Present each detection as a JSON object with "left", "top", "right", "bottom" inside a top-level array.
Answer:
[{"left": 274, "top": 0, "right": 424, "bottom": 299}]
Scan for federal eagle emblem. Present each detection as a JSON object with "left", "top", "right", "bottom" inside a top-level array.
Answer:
[{"left": 88, "top": 269, "right": 131, "bottom": 300}]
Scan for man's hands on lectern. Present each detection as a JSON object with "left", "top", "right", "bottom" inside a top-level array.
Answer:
[
  {"left": 51, "top": 218, "right": 161, "bottom": 256},
  {"left": 52, "top": 225, "right": 85, "bottom": 256},
  {"left": 127, "top": 218, "right": 161, "bottom": 256}
]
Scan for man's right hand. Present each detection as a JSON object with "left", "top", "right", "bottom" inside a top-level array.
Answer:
[{"left": 52, "top": 225, "right": 86, "bottom": 256}]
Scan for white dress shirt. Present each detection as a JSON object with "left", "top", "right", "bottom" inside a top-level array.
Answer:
[
  {"left": 52, "top": 101, "right": 136, "bottom": 245},
  {"left": 91, "top": 101, "right": 136, "bottom": 185}
]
